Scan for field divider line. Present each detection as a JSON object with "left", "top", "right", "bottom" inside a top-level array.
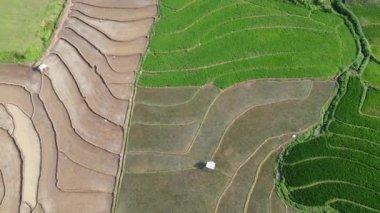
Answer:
[
  {"left": 153, "top": 24, "right": 334, "bottom": 54},
  {"left": 70, "top": 8, "right": 156, "bottom": 23},
  {"left": 332, "top": 133, "right": 380, "bottom": 146},
  {"left": 159, "top": 3, "right": 238, "bottom": 36},
  {"left": 145, "top": 51, "right": 299, "bottom": 72},
  {"left": 0, "top": 84, "right": 35, "bottom": 118},
  {"left": 64, "top": 27, "right": 143, "bottom": 77},
  {"left": 62, "top": 27, "right": 128, "bottom": 76},
  {"left": 284, "top": 155, "right": 380, "bottom": 172},
  {"left": 334, "top": 118, "right": 380, "bottom": 133},
  {"left": 362, "top": 23, "right": 380, "bottom": 26},
  {"left": 135, "top": 87, "right": 202, "bottom": 107},
  {"left": 243, "top": 144, "right": 289, "bottom": 213},
  {"left": 67, "top": 16, "right": 132, "bottom": 43},
  {"left": 155, "top": 80, "right": 314, "bottom": 157},
  {"left": 50, "top": 51, "right": 122, "bottom": 127},
  {"left": 58, "top": 151, "right": 115, "bottom": 177},
  {"left": 326, "top": 198, "right": 380, "bottom": 212},
  {"left": 0, "top": 170, "right": 4, "bottom": 206},
  {"left": 181, "top": 89, "right": 221, "bottom": 155},
  {"left": 268, "top": 185, "right": 276, "bottom": 213},
  {"left": 111, "top": 6, "right": 158, "bottom": 210},
  {"left": 213, "top": 134, "right": 293, "bottom": 213},
  {"left": 69, "top": 11, "right": 155, "bottom": 32},
  {"left": 36, "top": 0, "right": 72, "bottom": 66},
  {"left": 358, "top": 86, "right": 380, "bottom": 119},
  {"left": 327, "top": 141, "right": 380, "bottom": 160},
  {"left": 0, "top": 81, "right": 40, "bottom": 97},
  {"left": 160, "top": 0, "right": 197, "bottom": 12},
  {"left": 124, "top": 167, "right": 195, "bottom": 175},
  {"left": 200, "top": 12, "right": 333, "bottom": 40},
  {"left": 144, "top": 56, "right": 327, "bottom": 74},
  {"left": 55, "top": 37, "right": 127, "bottom": 101},
  {"left": 241, "top": 0, "right": 311, "bottom": 22},
  {"left": 72, "top": 1, "right": 157, "bottom": 10},
  {"left": 130, "top": 119, "right": 199, "bottom": 126},
  {"left": 5, "top": 103, "right": 42, "bottom": 210},
  {"left": 289, "top": 180, "right": 380, "bottom": 195},
  {"left": 65, "top": 24, "right": 146, "bottom": 61},
  {"left": 210, "top": 83, "right": 315, "bottom": 159}
]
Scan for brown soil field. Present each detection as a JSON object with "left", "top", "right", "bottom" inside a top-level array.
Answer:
[
  {"left": 0, "top": 0, "right": 157, "bottom": 212},
  {"left": 118, "top": 170, "right": 229, "bottom": 213},
  {"left": 118, "top": 80, "right": 335, "bottom": 212}
]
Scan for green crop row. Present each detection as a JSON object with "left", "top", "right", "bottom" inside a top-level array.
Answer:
[
  {"left": 139, "top": 0, "right": 356, "bottom": 88},
  {"left": 334, "top": 77, "right": 380, "bottom": 130},
  {"left": 328, "top": 120, "right": 380, "bottom": 142},
  {"left": 329, "top": 200, "right": 380, "bottom": 213},
  {"left": 361, "top": 87, "right": 380, "bottom": 117},
  {"left": 289, "top": 182, "right": 380, "bottom": 211},
  {"left": 279, "top": 76, "right": 380, "bottom": 212},
  {"left": 283, "top": 134, "right": 380, "bottom": 163}
]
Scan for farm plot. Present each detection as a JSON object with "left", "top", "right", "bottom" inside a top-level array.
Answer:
[
  {"left": 138, "top": 0, "right": 356, "bottom": 88},
  {"left": 118, "top": 80, "right": 336, "bottom": 212},
  {"left": 278, "top": 76, "right": 380, "bottom": 212},
  {"left": 361, "top": 87, "right": 380, "bottom": 117},
  {"left": 0, "top": 0, "right": 65, "bottom": 63},
  {"left": 347, "top": 2, "right": 380, "bottom": 60},
  {"left": 0, "top": 0, "right": 157, "bottom": 212},
  {"left": 363, "top": 60, "right": 380, "bottom": 86}
]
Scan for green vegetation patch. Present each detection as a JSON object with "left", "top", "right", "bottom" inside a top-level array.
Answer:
[
  {"left": 347, "top": 3, "right": 380, "bottom": 60},
  {"left": 139, "top": 0, "right": 356, "bottom": 88},
  {"left": 362, "top": 87, "right": 380, "bottom": 117},
  {"left": 278, "top": 77, "right": 380, "bottom": 212},
  {"left": 362, "top": 60, "right": 380, "bottom": 86},
  {"left": 0, "top": 0, "right": 65, "bottom": 63}
]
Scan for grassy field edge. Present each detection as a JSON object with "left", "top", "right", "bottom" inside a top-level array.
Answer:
[{"left": 0, "top": 0, "right": 66, "bottom": 64}]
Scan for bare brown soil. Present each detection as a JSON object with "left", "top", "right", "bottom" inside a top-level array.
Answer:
[
  {"left": 119, "top": 80, "right": 335, "bottom": 212},
  {"left": 0, "top": 0, "right": 157, "bottom": 212}
]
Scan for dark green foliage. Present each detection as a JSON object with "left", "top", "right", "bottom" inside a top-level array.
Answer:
[
  {"left": 279, "top": 77, "right": 380, "bottom": 212},
  {"left": 330, "top": 201, "right": 380, "bottom": 213},
  {"left": 289, "top": 183, "right": 380, "bottom": 211}
]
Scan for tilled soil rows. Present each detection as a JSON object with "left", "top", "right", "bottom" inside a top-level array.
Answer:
[{"left": 0, "top": 0, "right": 157, "bottom": 212}]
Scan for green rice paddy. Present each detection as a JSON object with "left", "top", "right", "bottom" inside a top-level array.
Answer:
[
  {"left": 279, "top": 76, "right": 380, "bottom": 212},
  {"left": 139, "top": 0, "right": 356, "bottom": 88},
  {"left": 348, "top": 3, "right": 380, "bottom": 60}
]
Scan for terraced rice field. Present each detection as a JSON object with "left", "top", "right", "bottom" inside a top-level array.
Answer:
[
  {"left": 0, "top": 0, "right": 157, "bottom": 212},
  {"left": 118, "top": 80, "right": 336, "bottom": 212},
  {"left": 347, "top": 1, "right": 380, "bottom": 60},
  {"left": 1, "top": 0, "right": 378, "bottom": 212},
  {"left": 114, "top": 0, "right": 358, "bottom": 212},
  {"left": 363, "top": 60, "right": 380, "bottom": 86},
  {"left": 277, "top": 1, "right": 380, "bottom": 212},
  {"left": 278, "top": 76, "right": 380, "bottom": 212},
  {"left": 138, "top": 0, "right": 356, "bottom": 88}
]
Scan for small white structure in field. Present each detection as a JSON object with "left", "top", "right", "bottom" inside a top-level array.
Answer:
[
  {"left": 292, "top": 134, "right": 297, "bottom": 139},
  {"left": 206, "top": 161, "right": 216, "bottom": 170},
  {"left": 38, "top": 64, "right": 48, "bottom": 72}
]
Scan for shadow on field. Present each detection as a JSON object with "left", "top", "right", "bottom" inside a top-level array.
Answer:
[{"left": 194, "top": 161, "right": 206, "bottom": 169}]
